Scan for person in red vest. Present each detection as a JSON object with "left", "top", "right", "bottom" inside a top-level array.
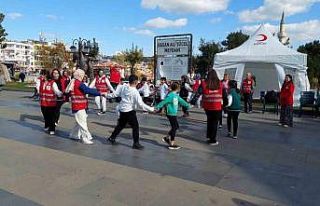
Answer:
[
  {"left": 60, "top": 70, "right": 71, "bottom": 102},
  {"left": 33, "top": 69, "right": 46, "bottom": 100},
  {"left": 241, "top": 72, "right": 255, "bottom": 113},
  {"left": 66, "top": 69, "right": 107, "bottom": 144},
  {"left": 200, "top": 70, "right": 222, "bottom": 145},
  {"left": 110, "top": 66, "right": 121, "bottom": 88},
  {"left": 89, "top": 69, "right": 115, "bottom": 115},
  {"left": 38, "top": 70, "right": 63, "bottom": 135},
  {"left": 279, "top": 74, "right": 295, "bottom": 127}
]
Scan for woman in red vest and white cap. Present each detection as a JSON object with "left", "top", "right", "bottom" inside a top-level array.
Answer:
[
  {"left": 201, "top": 70, "right": 222, "bottom": 145},
  {"left": 89, "top": 69, "right": 115, "bottom": 115},
  {"left": 66, "top": 69, "right": 107, "bottom": 144},
  {"left": 38, "top": 70, "right": 63, "bottom": 135}
]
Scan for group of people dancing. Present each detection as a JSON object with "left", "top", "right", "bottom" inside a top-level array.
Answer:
[{"left": 37, "top": 67, "right": 295, "bottom": 150}]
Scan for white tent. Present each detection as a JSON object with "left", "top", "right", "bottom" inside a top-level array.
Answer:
[{"left": 214, "top": 24, "right": 310, "bottom": 105}]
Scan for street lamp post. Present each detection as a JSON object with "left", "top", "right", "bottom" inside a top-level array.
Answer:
[{"left": 70, "top": 38, "right": 99, "bottom": 79}]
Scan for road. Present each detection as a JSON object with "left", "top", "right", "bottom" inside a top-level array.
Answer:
[{"left": 0, "top": 90, "right": 319, "bottom": 206}]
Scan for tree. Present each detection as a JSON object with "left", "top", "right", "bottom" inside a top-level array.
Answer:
[
  {"left": 298, "top": 40, "right": 320, "bottom": 88},
  {"left": 113, "top": 52, "right": 126, "bottom": 65},
  {"left": 196, "top": 38, "right": 222, "bottom": 75},
  {"left": 222, "top": 31, "right": 249, "bottom": 50},
  {"left": 124, "top": 44, "right": 143, "bottom": 75},
  {"left": 37, "top": 42, "right": 74, "bottom": 70},
  {"left": 0, "top": 13, "right": 8, "bottom": 48}
]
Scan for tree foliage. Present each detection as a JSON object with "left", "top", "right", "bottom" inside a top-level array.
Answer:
[
  {"left": 222, "top": 31, "right": 249, "bottom": 50},
  {"left": 195, "top": 38, "right": 222, "bottom": 75},
  {"left": 298, "top": 40, "right": 320, "bottom": 88},
  {"left": 124, "top": 44, "right": 143, "bottom": 75},
  {"left": 0, "top": 13, "right": 8, "bottom": 48},
  {"left": 37, "top": 42, "right": 74, "bottom": 70}
]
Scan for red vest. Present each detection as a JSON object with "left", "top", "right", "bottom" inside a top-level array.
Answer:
[
  {"left": 201, "top": 82, "right": 222, "bottom": 111},
  {"left": 95, "top": 76, "right": 108, "bottom": 93},
  {"left": 40, "top": 80, "right": 57, "bottom": 107},
  {"left": 71, "top": 79, "right": 88, "bottom": 111},
  {"left": 242, "top": 79, "right": 254, "bottom": 94}
]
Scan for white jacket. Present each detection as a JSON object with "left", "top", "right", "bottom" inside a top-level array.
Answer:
[{"left": 109, "top": 84, "right": 154, "bottom": 113}]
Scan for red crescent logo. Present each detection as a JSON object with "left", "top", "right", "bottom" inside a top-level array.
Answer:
[{"left": 257, "top": 34, "right": 268, "bottom": 41}]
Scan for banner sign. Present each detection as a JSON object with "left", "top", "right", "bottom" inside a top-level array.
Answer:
[
  {"left": 154, "top": 34, "right": 192, "bottom": 81},
  {"left": 156, "top": 38, "right": 189, "bottom": 56}
]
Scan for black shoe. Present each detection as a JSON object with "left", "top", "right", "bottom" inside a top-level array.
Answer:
[
  {"left": 107, "top": 137, "right": 116, "bottom": 144},
  {"left": 132, "top": 143, "right": 144, "bottom": 150},
  {"left": 168, "top": 145, "right": 181, "bottom": 150},
  {"left": 162, "top": 136, "right": 170, "bottom": 145}
]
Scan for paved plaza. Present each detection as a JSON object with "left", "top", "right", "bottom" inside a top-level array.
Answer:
[{"left": 0, "top": 90, "right": 320, "bottom": 206}]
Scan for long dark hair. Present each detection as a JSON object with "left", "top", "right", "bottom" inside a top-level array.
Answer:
[
  {"left": 229, "top": 80, "right": 240, "bottom": 93},
  {"left": 206, "top": 70, "right": 220, "bottom": 90},
  {"left": 282, "top": 74, "right": 293, "bottom": 88},
  {"left": 51, "top": 68, "right": 62, "bottom": 90}
]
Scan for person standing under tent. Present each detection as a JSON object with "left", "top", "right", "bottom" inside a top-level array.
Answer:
[
  {"left": 89, "top": 69, "right": 115, "bottom": 115},
  {"left": 279, "top": 74, "right": 295, "bottom": 127},
  {"left": 107, "top": 75, "right": 155, "bottom": 150},
  {"left": 200, "top": 70, "right": 222, "bottom": 145},
  {"left": 38, "top": 70, "right": 63, "bottom": 135},
  {"left": 66, "top": 69, "right": 107, "bottom": 144},
  {"left": 241, "top": 72, "right": 255, "bottom": 113},
  {"left": 226, "top": 80, "right": 242, "bottom": 139}
]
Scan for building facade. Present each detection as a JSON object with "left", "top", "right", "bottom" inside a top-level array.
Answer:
[{"left": 0, "top": 40, "right": 35, "bottom": 69}]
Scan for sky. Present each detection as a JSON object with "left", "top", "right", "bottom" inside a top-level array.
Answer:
[{"left": 1, "top": 0, "right": 320, "bottom": 56}]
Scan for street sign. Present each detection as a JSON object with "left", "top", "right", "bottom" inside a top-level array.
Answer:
[{"left": 154, "top": 34, "right": 192, "bottom": 81}]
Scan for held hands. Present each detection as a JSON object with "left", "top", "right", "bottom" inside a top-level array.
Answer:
[{"left": 101, "top": 92, "right": 108, "bottom": 97}]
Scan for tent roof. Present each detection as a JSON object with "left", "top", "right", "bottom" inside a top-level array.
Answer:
[{"left": 214, "top": 24, "right": 307, "bottom": 68}]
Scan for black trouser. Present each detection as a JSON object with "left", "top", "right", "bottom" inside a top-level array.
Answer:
[
  {"left": 54, "top": 101, "right": 64, "bottom": 124},
  {"left": 227, "top": 111, "right": 240, "bottom": 136},
  {"left": 205, "top": 110, "right": 221, "bottom": 142},
  {"left": 167, "top": 115, "right": 179, "bottom": 141},
  {"left": 243, "top": 93, "right": 253, "bottom": 112},
  {"left": 280, "top": 105, "right": 293, "bottom": 126},
  {"left": 181, "top": 97, "right": 189, "bottom": 115},
  {"left": 110, "top": 111, "right": 140, "bottom": 143},
  {"left": 41, "top": 106, "right": 56, "bottom": 132}
]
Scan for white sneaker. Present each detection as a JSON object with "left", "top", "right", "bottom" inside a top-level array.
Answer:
[
  {"left": 223, "top": 113, "right": 228, "bottom": 118},
  {"left": 283, "top": 125, "right": 289, "bottom": 128},
  {"left": 49, "top": 131, "right": 55, "bottom": 135},
  {"left": 218, "top": 125, "right": 222, "bottom": 129},
  {"left": 232, "top": 136, "right": 238, "bottom": 139},
  {"left": 278, "top": 123, "right": 282, "bottom": 126},
  {"left": 82, "top": 138, "right": 93, "bottom": 145},
  {"left": 44, "top": 127, "right": 49, "bottom": 131}
]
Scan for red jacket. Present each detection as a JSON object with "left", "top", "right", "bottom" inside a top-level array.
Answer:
[
  {"left": 280, "top": 81, "right": 295, "bottom": 106},
  {"left": 110, "top": 67, "right": 121, "bottom": 84},
  {"left": 201, "top": 82, "right": 222, "bottom": 111},
  {"left": 40, "top": 80, "right": 57, "bottom": 107},
  {"left": 71, "top": 79, "right": 88, "bottom": 111},
  {"left": 95, "top": 76, "right": 108, "bottom": 93}
]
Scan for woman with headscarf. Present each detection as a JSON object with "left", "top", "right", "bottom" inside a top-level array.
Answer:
[{"left": 66, "top": 69, "right": 107, "bottom": 144}]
